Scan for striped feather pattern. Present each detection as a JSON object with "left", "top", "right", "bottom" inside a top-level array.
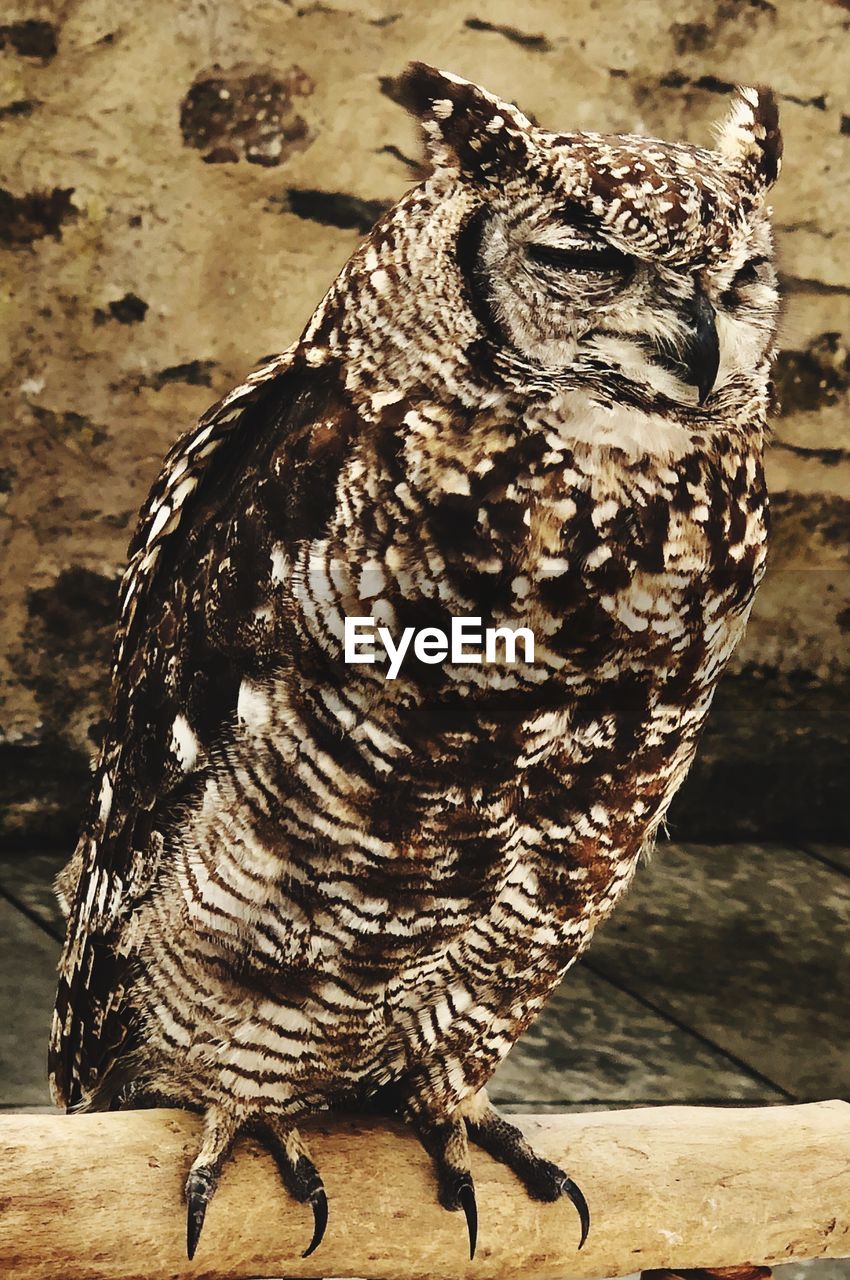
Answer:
[{"left": 51, "top": 67, "right": 779, "bottom": 1147}]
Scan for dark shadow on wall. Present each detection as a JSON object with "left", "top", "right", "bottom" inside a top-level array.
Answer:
[{"left": 668, "top": 667, "right": 850, "bottom": 844}]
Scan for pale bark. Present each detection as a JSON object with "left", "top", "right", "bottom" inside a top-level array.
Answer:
[{"left": 1, "top": 1103, "right": 848, "bottom": 1280}]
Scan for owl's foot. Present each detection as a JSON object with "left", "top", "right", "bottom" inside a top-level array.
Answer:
[
  {"left": 185, "top": 1105, "right": 239, "bottom": 1260},
  {"left": 263, "top": 1115, "right": 329, "bottom": 1257},
  {"left": 185, "top": 1105, "right": 327, "bottom": 1260},
  {"left": 461, "top": 1091, "right": 590, "bottom": 1249},
  {"left": 409, "top": 1112, "right": 479, "bottom": 1259}
]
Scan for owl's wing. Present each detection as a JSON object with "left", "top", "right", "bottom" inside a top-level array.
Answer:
[{"left": 50, "top": 349, "right": 357, "bottom": 1109}]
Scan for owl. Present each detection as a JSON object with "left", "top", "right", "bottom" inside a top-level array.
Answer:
[{"left": 50, "top": 63, "right": 781, "bottom": 1261}]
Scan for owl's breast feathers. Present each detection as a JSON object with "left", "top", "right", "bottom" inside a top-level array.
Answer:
[{"left": 50, "top": 345, "right": 766, "bottom": 1108}]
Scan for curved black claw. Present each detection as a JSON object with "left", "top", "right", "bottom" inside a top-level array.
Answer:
[
  {"left": 185, "top": 1166, "right": 216, "bottom": 1261},
  {"left": 302, "top": 1187, "right": 328, "bottom": 1258},
  {"left": 457, "top": 1180, "right": 478, "bottom": 1260},
  {"left": 561, "top": 1176, "right": 590, "bottom": 1250}
]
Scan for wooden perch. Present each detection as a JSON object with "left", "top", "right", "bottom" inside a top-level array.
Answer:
[{"left": 1, "top": 1103, "right": 849, "bottom": 1279}]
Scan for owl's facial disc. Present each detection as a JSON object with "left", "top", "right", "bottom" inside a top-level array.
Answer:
[
  {"left": 397, "top": 63, "right": 780, "bottom": 408},
  {"left": 465, "top": 202, "right": 725, "bottom": 404},
  {"left": 462, "top": 197, "right": 776, "bottom": 411}
]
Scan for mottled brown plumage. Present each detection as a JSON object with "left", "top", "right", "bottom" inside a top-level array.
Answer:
[{"left": 51, "top": 64, "right": 781, "bottom": 1259}]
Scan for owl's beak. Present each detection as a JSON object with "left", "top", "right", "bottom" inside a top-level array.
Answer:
[{"left": 681, "top": 282, "right": 720, "bottom": 404}]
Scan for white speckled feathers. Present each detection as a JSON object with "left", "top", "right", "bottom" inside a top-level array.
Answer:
[{"left": 50, "top": 65, "right": 779, "bottom": 1166}]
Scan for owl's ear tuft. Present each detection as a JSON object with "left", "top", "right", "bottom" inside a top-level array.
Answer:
[
  {"left": 394, "top": 62, "right": 534, "bottom": 182},
  {"left": 715, "top": 85, "right": 782, "bottom": 190}
]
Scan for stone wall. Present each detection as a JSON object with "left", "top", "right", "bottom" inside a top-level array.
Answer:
[{"left": 1, "top": 0, "right": 848, "bottom": 849}]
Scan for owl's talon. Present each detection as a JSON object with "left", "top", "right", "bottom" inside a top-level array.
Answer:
[
  {"left": 185, "top": 1164, "right": 217, "bottom": 1261},
  {"left": 409, "top": 1110, "right": 478, "bottom": 1257},
  {"left": 303, "top": 1187, "right": 329, "bottom": 1257},
  {"left": 457, "top": 1179, "right": 478, "bottom": 1260},
  {"left": 262, "top": 1123, "right": 328, "bottom": 1255},
  {"left": 462, "top": 1091, "right": 590, "bottom": 1249},
  {"left": 561, "top": 1176, "right": 590, "bottom": 1250}
]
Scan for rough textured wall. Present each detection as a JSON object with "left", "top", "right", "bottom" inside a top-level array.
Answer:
[{"left": 1, "top": 0, "right": 848, "bottom": 849}]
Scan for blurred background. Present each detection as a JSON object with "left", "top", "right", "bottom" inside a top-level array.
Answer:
[{"left": 1, "top": 1, "right": 848, "bottom": 1275}]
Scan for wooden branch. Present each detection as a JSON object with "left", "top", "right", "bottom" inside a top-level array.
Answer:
[{"left": 1, "top": 1103, "right": 849, "bottom": 1280}]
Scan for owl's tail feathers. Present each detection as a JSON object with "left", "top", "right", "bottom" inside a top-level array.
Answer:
[
  {"left": 408, "top": 1110, "right": 479, "bottom": 1260},
  {"left": 185, "top": 1107, "right": 328, "bottom": 1261},
  {"left": 461, "top": 1090, "right": 590, "bottom": 1250}
]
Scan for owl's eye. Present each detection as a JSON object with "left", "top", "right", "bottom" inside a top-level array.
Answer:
[{"left": 526, "top": 242, "right": 634, "bottom": 276}]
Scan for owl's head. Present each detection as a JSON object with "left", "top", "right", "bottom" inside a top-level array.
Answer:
[{"left": 398, "top": 63, "right": 782, "bottom": 411}]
